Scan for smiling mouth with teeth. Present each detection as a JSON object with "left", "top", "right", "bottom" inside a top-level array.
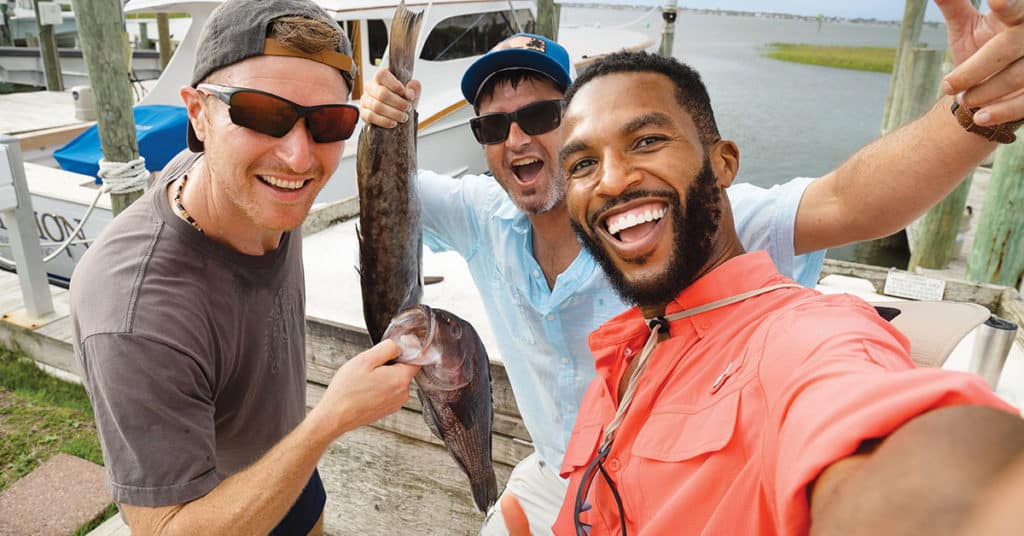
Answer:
[
  {"left": 605, "top": 205, "right": 668, "bottom": 239},
  {"left": 510, "top": 157, "right": 543, "bottom": 183},
  {"left": 259, "top": 175, "right": 308, "bottom": 190}
]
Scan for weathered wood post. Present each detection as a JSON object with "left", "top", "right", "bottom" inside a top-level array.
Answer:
[
  {"left": 658, "top": 0, "right": 678, "bottom": 58},
  {"left": 881, "top": 0, "right": 927, "bottom": 135},
  {"left": 966, "top": 138, "right": 1024, "bottom": 288},
  {"left": 907, "top": 15, "right": 981, "bottom": 271},
  {"left": 856, "top": 45, "right": 940, "bottom": 267},
  {"left": 895, "top": 46, "right": 945, "bottom": 268},
  {"left": 536, "top": 0, "right": 559, "bottom": 41},
  {"left": 33, "top": 0, "right": 64, "bottom": 91},
  {"left": 0, "top": 4, "right": 12, "bottom": 47},
  {"left": 139, "top": 21, "right": 151, "bottom": 50},
  {"left": 71, "top": 0, "right": 146, "bottom": 214},
  {"left": 157, "top": 13, "right": 172, "bottom": 70}
]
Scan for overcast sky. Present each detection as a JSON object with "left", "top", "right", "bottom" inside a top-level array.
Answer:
[{"left": 595, "top": 1, "right": 968, "bottom": 22}]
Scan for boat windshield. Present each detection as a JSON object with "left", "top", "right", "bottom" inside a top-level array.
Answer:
[{"left": 419, "top": 9, "right": 536, "bottom": 61}]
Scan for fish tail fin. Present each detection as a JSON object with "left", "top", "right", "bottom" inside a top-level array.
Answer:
[
  {"left": 388, "top": 0, "right": 424, "bottom": 84},
  {"left": 471, "top": 471, "right": 499, "bottom": 512}
]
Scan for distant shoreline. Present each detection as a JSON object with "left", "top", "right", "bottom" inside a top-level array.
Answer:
[
  {"left": 563, "top": 3, "right": 945, "bottom": 28},
  {"left": 763, "top": 43, "right": 896, "bottom": 73}
]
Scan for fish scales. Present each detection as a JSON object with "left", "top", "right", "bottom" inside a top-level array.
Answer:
[{"left": 357, "top": 1, "right": 424, "bottom": 344}]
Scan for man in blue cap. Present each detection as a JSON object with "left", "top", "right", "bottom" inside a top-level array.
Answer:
[{"left": 359, "top": 0, "right": 1024, "bottom": 530}]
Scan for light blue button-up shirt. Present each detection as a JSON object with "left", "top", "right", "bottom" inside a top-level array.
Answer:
[{"left": 418, "top": 170, "right": 825, "bottom": 471}]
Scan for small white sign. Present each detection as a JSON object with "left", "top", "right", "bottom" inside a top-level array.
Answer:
[
  {"left": 883, "top": 271, "right": 946, "bottom": 301},
  {"left": 16, "top": 0, "right": 33, "bottom": 12},
  {"left": 37, "top": 2, "right": 63, "bottom": 26}
]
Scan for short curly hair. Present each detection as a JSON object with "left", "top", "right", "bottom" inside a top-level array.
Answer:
[{"left": 565, "top": 51, "right": 721, "bottom": 147}]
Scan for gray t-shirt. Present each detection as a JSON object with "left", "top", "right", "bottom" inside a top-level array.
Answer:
[{"left": 70, "top": 150, "right": 307, "bottom": 507}]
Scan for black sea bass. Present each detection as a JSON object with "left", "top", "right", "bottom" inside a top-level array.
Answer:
[
  {"left": 384, "top": 305, "right": 498, "bottom": 512},
  {"left": 355, "top": 1, "right": 498, "bottom": 513}
]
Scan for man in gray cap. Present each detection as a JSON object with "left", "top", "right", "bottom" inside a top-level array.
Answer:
[{"left": 69, "top": 0, "right": 419, "bottom": 533}]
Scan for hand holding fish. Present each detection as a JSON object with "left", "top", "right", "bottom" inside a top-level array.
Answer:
[
  {"left": 937, "top": 0, "right": 1024, "bottom": 125},
  {"left": 360, "top": 68, "right": 422, "bottom": 128},
  {"left": 309, "top": 340, "right": 420, "bottom": 438}
]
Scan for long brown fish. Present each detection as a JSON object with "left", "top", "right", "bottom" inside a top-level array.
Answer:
[
  {"left": 355, "top": 1, "right": 498, "bottom": 513},
  {"left": 385, "top": 305, "right": 498, "bottom": 512},
  {"left": 357, "top": 1, "right": 424, "bottom": 344}
]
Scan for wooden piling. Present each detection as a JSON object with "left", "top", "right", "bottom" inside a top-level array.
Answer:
[
  {"left": 967, "top": 138, "right": 1024, "bottom": 287},
  {"left": 895, "top": 47, "right": 941, "bottom": 127},
  {"left": 33, "top": 0, "right": 64, "bottom": 92},
  {"left": 0, "top": 4, "right": 12, "bottom": 47},
  {"left": 856, "top": 46, "right": 940, "bottom": 268},
  {"left": 658, "top": 0, "right": 679, "bottom": 58},
  {"left": 910, "top": 177, "right": 972, "bottom": 270},
  {"left": 536, "top": 0, "right": 559, "bottom": 41},
  {"left": 881, "top": 0, "right": 926, "bottom": 135},
  {"left": 71, "top": 0, "right": 144, "bottom": 214},
  {"left": 908, "top": 39, "right": 978, "bottom": 270},
  {"left": 157, "top": 13, "right": 172, "bottom": 70},
  {"left": 139, "top": 21, "right": 151, "bottom": 50}
]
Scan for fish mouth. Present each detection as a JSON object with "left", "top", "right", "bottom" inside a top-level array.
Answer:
[
  {"left": 384, "top": 305, "right": 471, "bottom": 390},
  {"left": 384, "top": 305, "right": 440, "bottom": 366},
  {"left": 510, "top": 156, "right": 544, "bottom": 186},
  {"left": 597, "top": 200, "right": 669, "bottom": 260},
  {"left": 258, "top": 174, "right": 312, "bottom": 192}
]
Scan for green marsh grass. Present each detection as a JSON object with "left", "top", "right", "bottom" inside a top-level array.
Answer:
[
  {"left": 764, "top": 43, "right": 896, "bottom": 73},
  {"left": 0, "top": 345, "right": 112, "bottom": 531}
]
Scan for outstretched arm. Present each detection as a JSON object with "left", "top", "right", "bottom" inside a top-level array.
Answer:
[
  {"left": 793, "top": 0, "right": 1024, "bottom": 255},
  {"left": 809, "top": 405, "right": 1024, "bottom": 535}
]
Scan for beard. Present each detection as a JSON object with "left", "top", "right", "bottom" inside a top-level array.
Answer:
[
  {"left": 502, "top": 167, "right": 567, "bottom": 215},
  {"left": 572, "top": 160, "right": 723, "bottom": 307}
]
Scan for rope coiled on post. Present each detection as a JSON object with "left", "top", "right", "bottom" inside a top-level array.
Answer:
[{"left": 98, "top": 156, "right": 148, "bottom": 194}]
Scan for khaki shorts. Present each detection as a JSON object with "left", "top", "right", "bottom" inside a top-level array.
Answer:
[{"left": 479, "top": 452, "right": 569, "bottom": 536}]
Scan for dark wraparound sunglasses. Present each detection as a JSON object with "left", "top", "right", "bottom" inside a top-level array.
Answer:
[
  {"left": 469, "top": 99, "right": 564, "bottom": 145},
  {"left": 574, "top": 442, "right": 627, "bottom": 536},
  {"left": 197, "top": 83, "right": 360, "bottom": 142}
]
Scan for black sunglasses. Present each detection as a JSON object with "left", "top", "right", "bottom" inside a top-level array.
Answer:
[
  {"left": 469, "top": 99, "right": 564, "bottom": 145},
  {"left": 197, "top": 83, "right": 360, "bottom": 143},
  {"left": 574, "top": 442, "right": 628, "bottom": 536}
]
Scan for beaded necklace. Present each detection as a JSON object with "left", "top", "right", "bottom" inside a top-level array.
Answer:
[{"left": 173, "top": 175, "right": 203, "bottom": 233}]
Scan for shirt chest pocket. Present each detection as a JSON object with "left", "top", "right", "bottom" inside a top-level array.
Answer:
[
  {"left": 626, "top": 390, "right": 742, "bottom": 520},
  {"left": 561, "top": 422, "right": 602, "bottom": 474}
]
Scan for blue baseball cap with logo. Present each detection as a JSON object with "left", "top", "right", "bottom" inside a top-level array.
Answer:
[{"left": 461, "top": 33, "right": 572, "bottom": 106}]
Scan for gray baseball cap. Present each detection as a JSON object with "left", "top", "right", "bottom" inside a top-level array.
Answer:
[{"left": 187, "top": 0, "right": 356, "bottom": 152}]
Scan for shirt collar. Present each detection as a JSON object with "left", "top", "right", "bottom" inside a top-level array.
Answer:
[{"left": 588, "top": 251, "right": 784, "bottom": 347}]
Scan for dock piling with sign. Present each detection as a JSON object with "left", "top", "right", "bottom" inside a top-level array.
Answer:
[{"left": 32, "top": 0, "right": 64, "bottom": 91}]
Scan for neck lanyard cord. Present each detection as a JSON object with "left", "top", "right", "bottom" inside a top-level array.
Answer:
[{"left": 598, "top": 283, "right": 800, "bottom": 451}]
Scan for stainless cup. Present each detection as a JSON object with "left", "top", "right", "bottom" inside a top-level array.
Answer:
[{"left": 969, "top": 316, "right": 1018, "bottom": 389}]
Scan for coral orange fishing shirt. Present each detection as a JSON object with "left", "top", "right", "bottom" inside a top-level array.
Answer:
[{"left": 554, "top": 252, "right": 1015, "bottom": 535}]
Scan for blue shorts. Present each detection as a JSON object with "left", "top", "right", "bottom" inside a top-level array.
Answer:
[{"left": 270, "top": 469, "right": 326, "bottom": 535}]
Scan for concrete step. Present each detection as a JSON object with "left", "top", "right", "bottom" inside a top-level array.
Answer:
[
  {"left": 0, "top": 454, "right": 112, "bottom": 536},
  {"left": 86, "top": 512, "right": 129, "bottom": 536}
]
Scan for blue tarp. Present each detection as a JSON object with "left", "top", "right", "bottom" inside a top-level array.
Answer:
[{"left": 54, "top": 105, "right": 189, "bottom": 183}]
